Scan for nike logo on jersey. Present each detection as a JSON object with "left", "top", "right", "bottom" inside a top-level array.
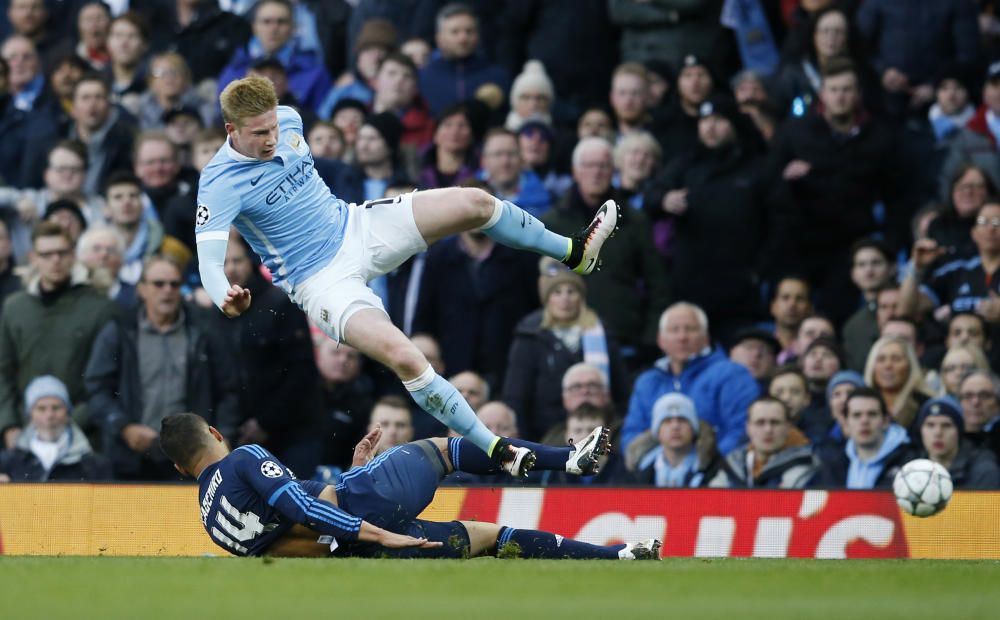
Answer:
[{"left": 250, "top": 173, "right": 265, "bottom": 187}]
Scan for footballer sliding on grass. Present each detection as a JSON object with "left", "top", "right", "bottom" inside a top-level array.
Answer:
[{"left": 160, "top": 413, "right": 660, "bottom": 560}]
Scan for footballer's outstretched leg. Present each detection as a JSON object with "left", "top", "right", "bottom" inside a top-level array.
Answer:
[
  {"left": 410, "top": 187, "right": 620, "bottom": 275},
  {"left": 343, "top": 308, "right": 534, "bottom": 477}
]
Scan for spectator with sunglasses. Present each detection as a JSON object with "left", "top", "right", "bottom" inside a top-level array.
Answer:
[{"left": 84, "top": 254, "right": 239, "bottom": 480}]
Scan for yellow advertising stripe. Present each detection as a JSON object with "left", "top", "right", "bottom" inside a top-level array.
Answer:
[
  {"left": 6, "top": 486, "right": 1000, "bottom": 558},
  {"left": 900, "top": 491, "right": 1000, "bottom": 559},
  {"left": 0, "top": 484, "right": 218, "bottom": 556},
  {"left": 418, "top": 488, "right": 467, "bottom": 522}
]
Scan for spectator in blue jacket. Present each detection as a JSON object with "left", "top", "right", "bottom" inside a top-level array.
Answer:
[
  {"left": 216, "top": 0, "right": 331, "bottom": 113},
  {"left": 418, "top": 3, "right": 508, "bottom": 118},
  {"left": 480, "top": 127, "right": 552, "bottom": 218},
  {"left": 622, "top": 302, "right": 760, "bottom": 455}
]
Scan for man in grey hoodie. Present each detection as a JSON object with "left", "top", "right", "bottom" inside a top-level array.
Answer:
[{"left": 708, "top": 396, "right": 817, "bottom": 489}]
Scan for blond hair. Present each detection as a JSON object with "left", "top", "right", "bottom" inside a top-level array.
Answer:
[
  {"left": 938, "top": 343, "right": 991, "bottom": 396},
  {"left": 943, "top": 343, "right": 990, "bottom": 374},
  {"left": 613, "top": 130, "right": 662, "bottom": 169},
  {"left": 863, "top": 336, "right": 930, "bottom": 427},
  {"left": 613, "top": 62, "right": 649, "bottom": 84},
  {"left": 220, "top": 76, "right": 279, "bottom": 127}
]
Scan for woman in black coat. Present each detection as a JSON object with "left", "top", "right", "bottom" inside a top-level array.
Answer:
[{"left": 501, "top": 258, "right": 627, "bottom": 441}]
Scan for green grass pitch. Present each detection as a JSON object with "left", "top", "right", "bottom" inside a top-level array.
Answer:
[{"left": 1, "top": 557, "right": 998, "bottom": 619}]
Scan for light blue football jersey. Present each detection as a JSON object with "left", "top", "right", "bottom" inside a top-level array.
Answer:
[{"left": 195, "top": 106, "right": 349, "bottom": 292}]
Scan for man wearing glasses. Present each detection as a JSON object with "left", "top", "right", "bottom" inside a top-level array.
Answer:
[
  {"left": 84, "top": 254, "right": 239, "bottom": 480},
  {"left": 901, "top": 202, "right": 1000, "bottom": 321},
  {"left": 957, "top": 370, "right": 1000, "bottom": 461},
  {"left": 0, "top": 222, "right": 115, "bottom": 450}
]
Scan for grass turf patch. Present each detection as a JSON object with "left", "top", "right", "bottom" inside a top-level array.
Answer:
[{"left": 0, "top": 557, "right": 997, "bottom": 620}]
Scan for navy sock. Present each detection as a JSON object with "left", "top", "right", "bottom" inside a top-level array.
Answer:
[
  {"left": 496, "top": 527, "right": 625, "bottom": 560},
  {"left": 447, "top": 438, "right": 572, "bottom": 473},
  {"left": 447, "top": 437, "right": 496, "bottom": 473},
  {"left": 507, "top": 438, "right": 571, "bottom": 471}
]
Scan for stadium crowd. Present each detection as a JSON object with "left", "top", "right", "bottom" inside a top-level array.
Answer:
[{"left": 1, "top": 0, "right": 1000, "bottom": 491}]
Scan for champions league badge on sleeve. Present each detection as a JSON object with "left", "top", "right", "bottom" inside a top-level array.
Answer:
[
  {"left": 196, "top": 204, "right": 211, "bottom": 226},
  {"left": 260, "top": 461, "right": 283, "bottom": 478}
]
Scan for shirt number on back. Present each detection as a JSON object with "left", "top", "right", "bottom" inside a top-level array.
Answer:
[{"left": 216, "top": 495, "right": 266, "bottom": 542}]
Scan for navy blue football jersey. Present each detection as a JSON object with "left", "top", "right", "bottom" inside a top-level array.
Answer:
[{"left": 198, "top": 445, "right": 361, "bottom": 556}]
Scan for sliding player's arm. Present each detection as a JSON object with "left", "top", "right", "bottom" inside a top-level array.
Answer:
[{"left": 195, "top": 179, "right": 251, "bottom": 317}]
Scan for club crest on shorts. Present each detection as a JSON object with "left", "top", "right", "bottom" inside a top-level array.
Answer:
[
  {"left": 260, "top": 461, "right": 283, "bottom": 478},
  {"left": 196, "top": 204, "right": 210, "bottom": 226},
  {"left": 320, "top": 308, "right": 330, "bottom": 323}
]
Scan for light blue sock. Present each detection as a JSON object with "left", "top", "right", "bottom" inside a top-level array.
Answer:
[
  {"left": 482, "top": 198, "right": 570, "bottom": 261},
  {"left": 403, "top": 366, "right": 499, "bottom": 456}
]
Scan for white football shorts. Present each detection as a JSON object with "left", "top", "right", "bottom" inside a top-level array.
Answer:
[{"left": 291, "top": 191, "right": 426, "bottom": 342}]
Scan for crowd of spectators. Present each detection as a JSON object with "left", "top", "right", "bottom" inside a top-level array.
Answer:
[{"left": 2, "top": 0, "right": 1000, "bottom": 491}]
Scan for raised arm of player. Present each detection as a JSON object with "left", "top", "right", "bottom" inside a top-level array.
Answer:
[
  {"left": 195, "top": 167, "right": 251, "bottom": 316},
  {"left": 197, "top": 238, "right": 251, "bottom": 317}
]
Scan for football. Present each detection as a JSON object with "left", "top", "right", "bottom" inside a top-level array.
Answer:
[{"left": 893, "top": 459, "right": 954, "bottom": 518}]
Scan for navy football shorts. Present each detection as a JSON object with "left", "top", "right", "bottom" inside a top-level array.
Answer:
[{"left": 336, "top": 440, "right": 470, "bottom": 558}]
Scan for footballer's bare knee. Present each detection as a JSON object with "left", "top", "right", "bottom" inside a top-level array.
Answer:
[
  {"left": 461, "top": 520, "right": 503, "bottom": 557},
  {"left": 463, "top": 187, "right": 496, "bottom": 224},
  {"left": 435, "top": 187, "right": 494, "bottom": 225},
  {"left": 383, "top": 341, "right": 429, "bottom": 380},
  {"left": 411, "top": 187, "right": 497, "bottom": 244}
]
